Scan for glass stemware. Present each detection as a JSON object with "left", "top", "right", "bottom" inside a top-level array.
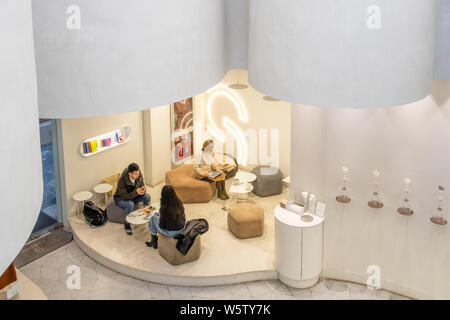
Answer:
[
  {"left": 397, "top": 178, "right": 414, "bottom": 216},
  {"left": 431, "top": 186, "right": 448, "bottom": 225},
  {"left": 336, "top": 166, "right": 351, "bottom": 203},
  {"left": 368, "top": 170, "right": 383, "bottom": 209}
]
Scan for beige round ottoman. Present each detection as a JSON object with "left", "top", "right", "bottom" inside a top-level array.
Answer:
[
  {"left": 227, "top": 203, "right": 264, "bottom": 239},
  {"left": 158, "top": 234, "right": 201, "bottom": 266}
]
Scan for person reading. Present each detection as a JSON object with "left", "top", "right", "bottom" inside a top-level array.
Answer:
[
  {"left": 114, "top": 163, "right": 150, "bottom": 235},
  {"left": 193, "top": 139, "right": 237, "bottom": 200},
  {"left": 146, "top": 185, "right": 186, "bottom": 249}
]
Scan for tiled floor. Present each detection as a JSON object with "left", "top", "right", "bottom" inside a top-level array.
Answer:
[{"left": 19, "top": 241, "right": 408, "bottom": 300}]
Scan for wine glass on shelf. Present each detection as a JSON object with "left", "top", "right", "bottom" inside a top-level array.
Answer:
[
  {"left": 397, "top": 178, "right": 414, "bottom": 216},
  {"left": 368, "top": 170, "right": 383, "bottom": 209},
  {"left": 336, "top": 166, "right": 351, "bottom": 204},
  {"left": 431, "top": 186, "right": 448, "bottom": 225}
]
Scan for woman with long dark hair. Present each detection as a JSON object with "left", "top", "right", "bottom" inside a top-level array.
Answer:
[{"left": 146, "top": 185, "right": 186, "bottom": 249}]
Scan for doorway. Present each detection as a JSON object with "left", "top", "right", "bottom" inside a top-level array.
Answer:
[{"left": 31, "top": 119, "right": 63, "bottom": 238}]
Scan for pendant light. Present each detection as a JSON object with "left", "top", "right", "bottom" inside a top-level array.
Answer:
[{"left": 228, "top": 70, "right": 248, "bottom": 90}]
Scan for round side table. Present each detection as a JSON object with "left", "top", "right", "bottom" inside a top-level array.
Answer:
[
  {"left": 274, "top": 205, "right": 324, "bottom": 288},
  {"left": 73, "top": 191, "right": 93, "bottom": 216},
  {"left": 94, "top": 183, "right": 113, "bottom": 206},
  {"left": 235, "top": 171, "right": 257, "bottom": 183},
  {"left": 125, "top": 205, "right": 159, "bottom": 241}
]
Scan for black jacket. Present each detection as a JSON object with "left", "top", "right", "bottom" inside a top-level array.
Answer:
[
  {"left": 114, "top": 168, "right": 145, "bottom": 203},
  {"left": 176, "top": 219, "right": 209, "bottom": 255}
]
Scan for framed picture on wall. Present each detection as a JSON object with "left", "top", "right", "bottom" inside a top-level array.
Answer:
[
  {"left": 170, "top": 97, "right": 194, "bottom": 164},
  {"left": 172, "top": 131, "right": 194, "bottom": 164},
  {"left": 170, "top": 97, "right": 194, "bottom": 137}
]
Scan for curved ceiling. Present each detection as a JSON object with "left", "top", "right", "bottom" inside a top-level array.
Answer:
[
  {"left": 249, "top": 0, "right": 438, "bottom": 108},
  {"left": 31, "top": 0, "right": 448, "bottom": 117}
]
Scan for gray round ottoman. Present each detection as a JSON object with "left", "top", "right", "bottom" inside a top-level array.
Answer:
[{"left": 251, "top": 165, "right": 283, "bottom": 197}]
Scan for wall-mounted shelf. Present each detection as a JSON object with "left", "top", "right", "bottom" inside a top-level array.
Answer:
[{"left": 80, "top": 126, "right": 132, "bottom": 157}]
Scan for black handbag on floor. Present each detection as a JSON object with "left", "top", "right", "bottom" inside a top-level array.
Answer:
[{"left": 83, "top": 201, "right": 108, "bottom": 227}]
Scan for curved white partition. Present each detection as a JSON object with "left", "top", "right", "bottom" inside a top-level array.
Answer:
[
  {"left": 225, "top": 0, "right": 249, "bottom": 70},
  {"left": 291, "top": 80, "right": 450, "bottom": 299},
  {"left": 435, "top": 0, "right": 450, "bottom": 79},
  {"left": 0, "top": 0, "right": 43, "bottom": 275},
  {"left": 32, "top": 0, "right": 228, "bottom": 118},
  {"left": 249, "top": 0, "right": 437, "bottom": 108}
]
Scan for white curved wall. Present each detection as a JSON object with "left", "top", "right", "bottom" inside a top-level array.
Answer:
[
  {"left": 436, "top": 0, "right": 450, "bottom": 79},
  {"left": 225, "top": 0, "right": 249, "bottom": 70},
  {"left": 249, "top": 0, "right": 437, "bottom": 108},
  {"left": 0, "top": 0, "right": 42, "bottom": 275},
  {"left": 291, "top": 80, "right": 450, "bottom": 299},
  {"left": 32, "top": 0, "right": 227, "bottom": 118}
]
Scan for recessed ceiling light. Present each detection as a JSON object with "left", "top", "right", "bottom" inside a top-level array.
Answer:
[
  {"left": 262, "top": 95, "right": 280, "bottom": 102},
  {"left": 228, "top": 83, "right": 248, "bottom": 90}
]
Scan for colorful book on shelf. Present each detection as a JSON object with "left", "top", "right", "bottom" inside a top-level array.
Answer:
[{"left": 92, "top": 140, "right": 98, "bottom": 152}]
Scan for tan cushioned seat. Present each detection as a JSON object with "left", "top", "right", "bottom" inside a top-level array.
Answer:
[
  {"left": 158, "top": 234, "right": 201, "bottom": 266},
  {"left": 228, "top": 203, "right": 264, "bottom": 239},
  {"left": 103, "top": 173, "right": 121, "bottom": 196},
  {"left": 165, "top": 164, "right": 215, "bottom": 203}
]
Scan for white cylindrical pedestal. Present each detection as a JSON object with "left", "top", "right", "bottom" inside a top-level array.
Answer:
[{"left": 274, "top": 205, "right": 324, "bottom": 288}]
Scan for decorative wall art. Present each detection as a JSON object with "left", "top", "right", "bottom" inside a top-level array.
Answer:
[
  {"left": 336, "top": 166, "right": 351, "bottom": 203},
  {"left": 80, "top": 127, "right": 132, "bottom": 157},
  {"left": 431, "top": 186, "right": 448, "bottom": 225},
  {"left": 368, "top": 170, "right": 383, "bottom": 209},
  {"left": 170, "top": 98, "right": 194, "bottom": 164},
  {"left": 397, "top": 178, "right": 414, "bottom": 216}
]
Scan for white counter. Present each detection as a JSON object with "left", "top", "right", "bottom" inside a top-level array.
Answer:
[{"left": 274, "top": 205, "right": 324, "bottom": 288}]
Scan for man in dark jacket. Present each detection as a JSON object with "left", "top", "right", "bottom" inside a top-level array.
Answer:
[{"left": 114, "top": 163, "right": 150, "bottom": 235}]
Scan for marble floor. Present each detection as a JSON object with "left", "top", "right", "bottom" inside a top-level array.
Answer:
[{"left": 18, "top": 241, "right": 408, "bottom": 300}]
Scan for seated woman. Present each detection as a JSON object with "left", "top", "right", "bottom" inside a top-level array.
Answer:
[
  {"left": 146, "top": 185, "right": 186, "bottom": 249},
  {"left": 193, "top": 139, "right": 237, "bottom": 200}
]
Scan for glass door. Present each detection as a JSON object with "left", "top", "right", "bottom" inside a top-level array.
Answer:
[{"left": 30, "top": 119, "right": 63, "bottom": 239}]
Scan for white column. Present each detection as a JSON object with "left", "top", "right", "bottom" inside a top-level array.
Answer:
[{"left": 0, "top": 0, "right": 43, "bottom": 274}]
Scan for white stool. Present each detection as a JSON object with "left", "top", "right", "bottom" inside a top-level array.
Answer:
[
  {"left": 93, "top": 183, "right": 113, "bottom": 207},
  {"left": 73, "top": 191, "right": 93, "bottom": 217}
]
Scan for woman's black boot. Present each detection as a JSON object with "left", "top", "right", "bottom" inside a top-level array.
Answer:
[{"left": 145, "top": 234, "right": 158, "bottom": 249}]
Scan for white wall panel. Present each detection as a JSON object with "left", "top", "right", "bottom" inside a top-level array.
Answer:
[
  {"left": 291, "top": 80, "right": 450, "bottom": 299},
  {"left": 0, "top": 0, "right": 42, "bottom": 274},
  {"left": 435, "top": 0, "right": 450, "bottom": 79},
  {"left": 225, "top": 0, "right": 249, "bottom": 70},
  {"left": 249, "top": 0, "right": 437, "bottom": 108},
  {"left": 32, "top": 0, "right": 227, "bottom": 118}
]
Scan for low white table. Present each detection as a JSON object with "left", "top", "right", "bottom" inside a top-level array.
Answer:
[
  {"left": 235, "top": 171, "right": 257, "bottom": 183},
  {"left": 93, "top": 183, "right": 113, "bottom": 206},
  {"left": 125, "top": 205, "right": 159, "bottom": 240},
  {"left": 222, "top": 181, "right": 254, "bottom": 211},
  {"left": 73, "top": 191, "right": 93, "bottom": 214},
  {"left": 274, "top": 205, "right": 324, "bottom": 288}
]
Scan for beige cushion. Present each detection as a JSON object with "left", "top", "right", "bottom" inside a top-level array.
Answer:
[
  {"left": 228, "top": 203, "right": 264, "bottom": 239},
  {"left": 103, "top": 173, "right": 121, "bottom": 196},
  {"left": 158, "top": 234, "right": 201, "bottom": 266},
  {"left": 165, "top": 164, "right": 215, "bottom": 203}
]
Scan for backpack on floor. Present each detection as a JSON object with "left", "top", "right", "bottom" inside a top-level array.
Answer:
[{"left": 83, "top": 201, "right": 108, "bottom": 227}]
